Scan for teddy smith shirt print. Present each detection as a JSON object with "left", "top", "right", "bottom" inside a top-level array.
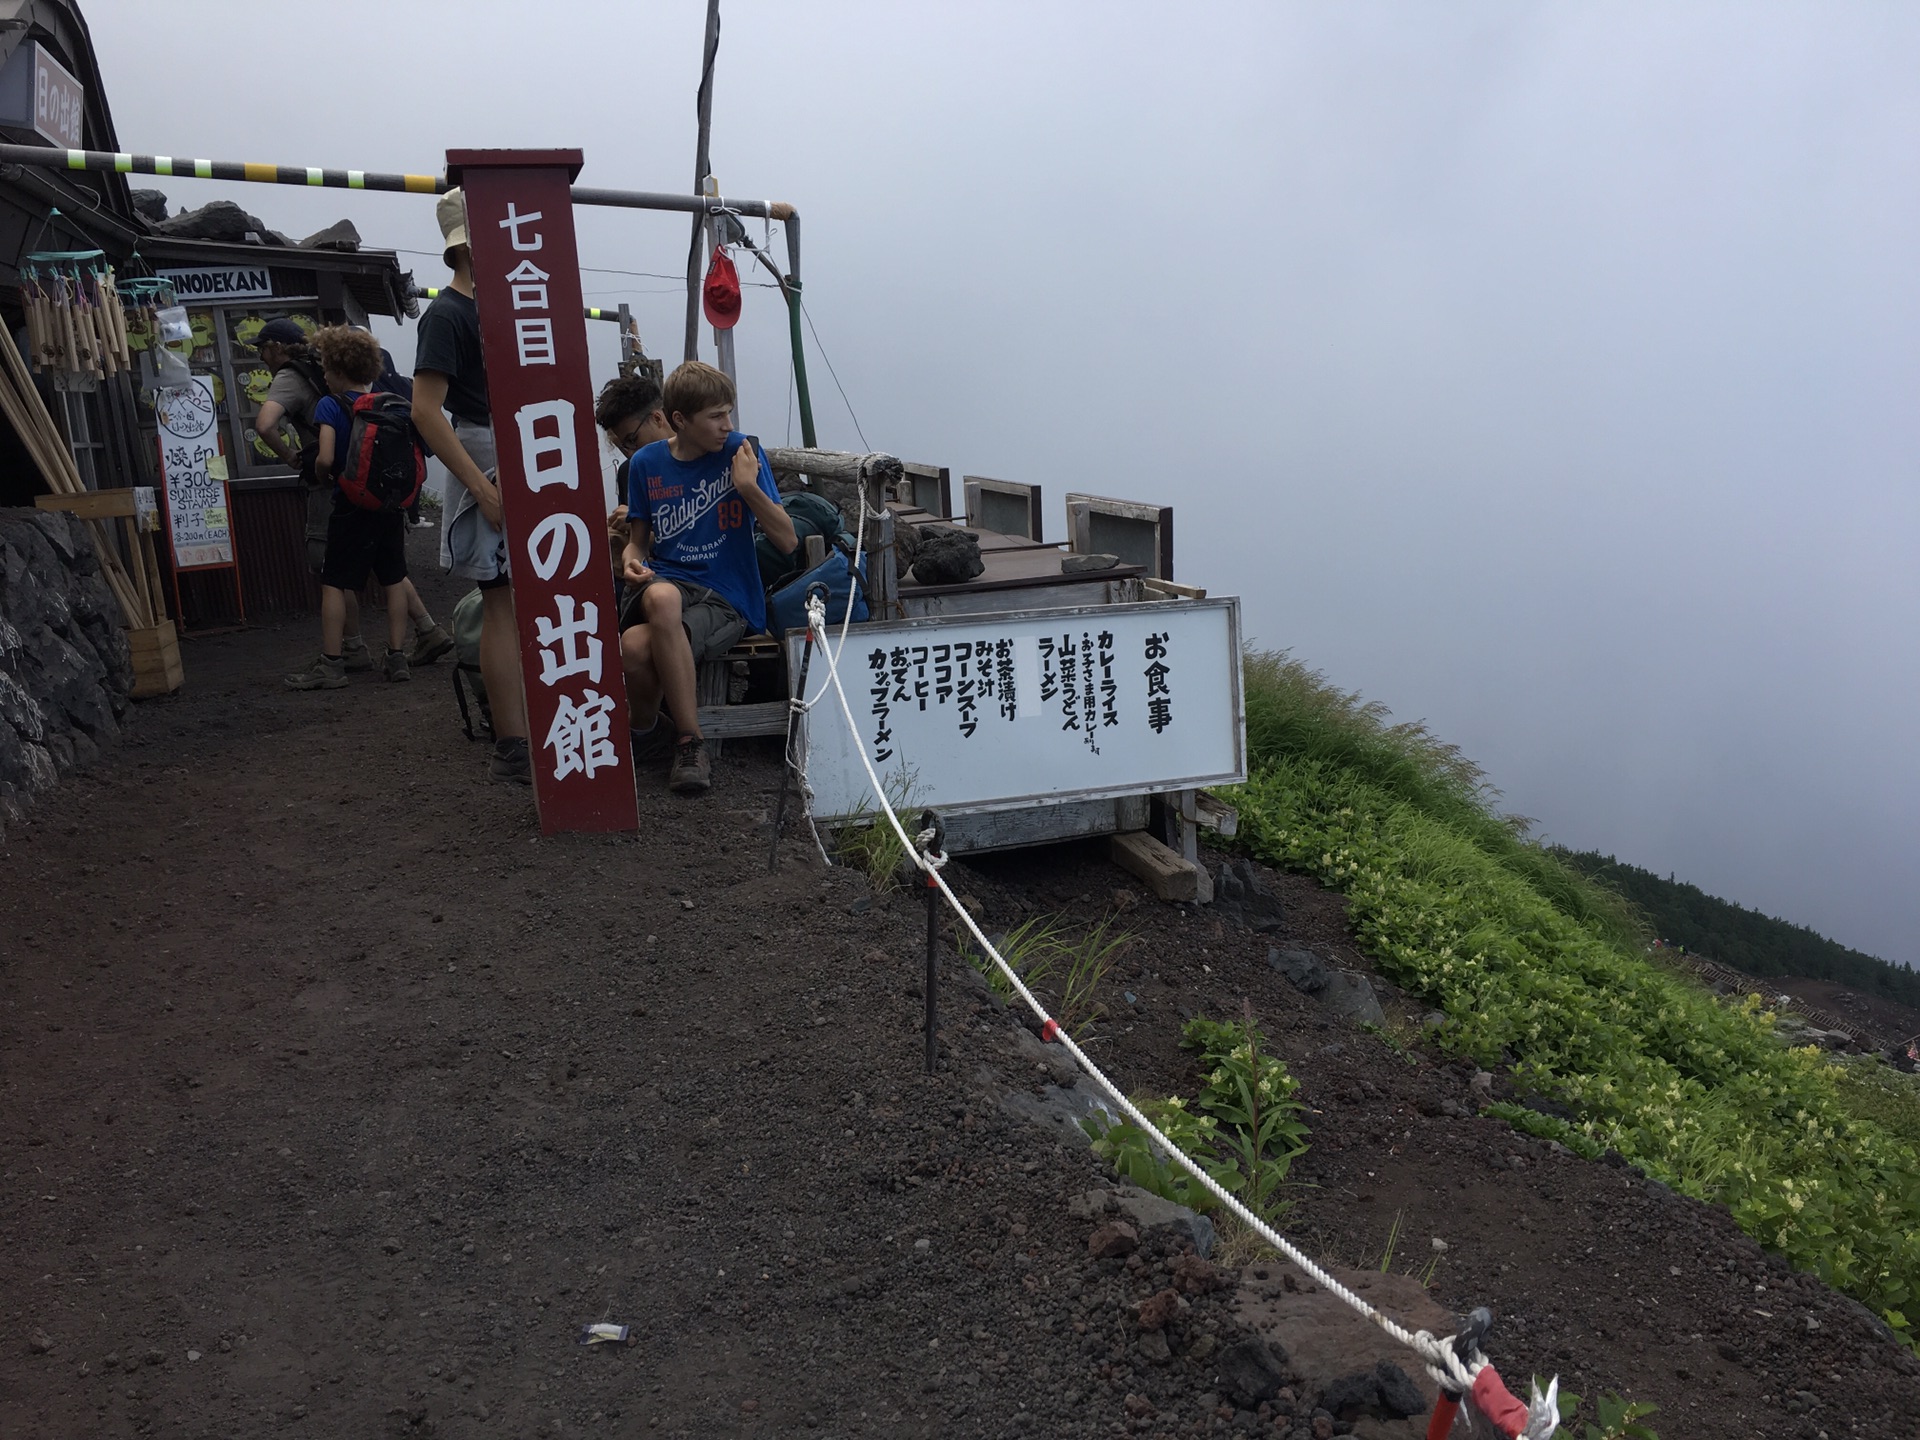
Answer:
[{"left": 627, "top": 431, "right": 781, "bottom": 633}]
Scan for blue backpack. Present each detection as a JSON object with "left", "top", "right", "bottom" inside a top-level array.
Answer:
[{"left": 767, "top": 546, "right": 868, "bottom": 637}]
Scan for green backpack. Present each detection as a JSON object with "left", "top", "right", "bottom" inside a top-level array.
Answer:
[{"left": 756, "top": 491, "right": 852, "bottom": 591}]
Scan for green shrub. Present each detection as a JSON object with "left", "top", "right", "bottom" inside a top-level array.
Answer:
[{"left": 1229, "top": 648, "right": 1920, "bottom": 1325}]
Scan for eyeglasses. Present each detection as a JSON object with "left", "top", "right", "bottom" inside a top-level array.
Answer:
[{"left": 611, "top": 423, "right": 647, "bottom": 454}]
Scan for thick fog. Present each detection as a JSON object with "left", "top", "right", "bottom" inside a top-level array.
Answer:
[{"left": 89, "top": 1, "right": 1920, "bottom": 963}]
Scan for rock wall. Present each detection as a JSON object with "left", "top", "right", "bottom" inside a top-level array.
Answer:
[{"left": 0, "top": 508, "right": 133, "bottom": 842}]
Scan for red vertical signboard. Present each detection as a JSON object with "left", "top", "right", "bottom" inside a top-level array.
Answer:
[{"left": 449, "top": 149, "right": 638, "bottom": 834}]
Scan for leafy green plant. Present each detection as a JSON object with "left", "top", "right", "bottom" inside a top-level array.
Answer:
[
  {"left": 1556, "top": 1389, "right": 1659, "bottom": 1440},
  {"left": 1083, "top": 1013, "right": 1309, "bottom": 1223}
]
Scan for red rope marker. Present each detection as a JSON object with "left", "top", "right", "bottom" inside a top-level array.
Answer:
[
  {"left": 1469, "top": 1364, "right": 1532, "bottom": 1438},
  {"left": 1040, "top": 1020, "right": 1061, "bottom": 1043}
]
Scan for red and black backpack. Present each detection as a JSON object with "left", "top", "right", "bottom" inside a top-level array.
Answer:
[{"left": 337, "top": 392, "right": 425, "bottom": 512}]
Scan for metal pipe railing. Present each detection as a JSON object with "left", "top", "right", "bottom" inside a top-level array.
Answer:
[{"left": 1, "top": 144, "right": 816, "bottom": 437}]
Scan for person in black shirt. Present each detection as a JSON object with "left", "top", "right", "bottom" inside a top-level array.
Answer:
[{"left": 412, "top": 187, "right": 529, "bottom": 783}]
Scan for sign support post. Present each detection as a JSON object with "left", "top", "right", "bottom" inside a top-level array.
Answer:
[{"left": 448, "top": 148, "right": 639, "bottom": 835}]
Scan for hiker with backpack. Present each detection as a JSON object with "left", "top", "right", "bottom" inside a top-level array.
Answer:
[
  {"left": 284, "top": 327, "right": 425, "bottom": 690},
  {"left": 255, "top": 318, "right": 451, "bottom": 672}
]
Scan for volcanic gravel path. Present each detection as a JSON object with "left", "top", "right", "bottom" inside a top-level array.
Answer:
[{"left": 3, "top": 536, "right": 1917, "bottom": 1438}]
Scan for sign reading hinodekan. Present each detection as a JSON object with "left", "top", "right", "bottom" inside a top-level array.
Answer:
[
  {"left": 794, "top": 597, "right": 1246, "bottom": 819},
  {"left": 157, "top": 266, "right": 274, "bottom": 301},
  {"left": 451, "top": 149, "right": 637, "bottom": 835}
]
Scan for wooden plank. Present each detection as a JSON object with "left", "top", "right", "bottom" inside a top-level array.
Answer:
[
  {"left": 898, "top": 578, "right": 1127, "bottom": 620},
  {"left": 940, "top": 794, "right": 1150, "bottom": 856},
  {"left": 1142, "top": 577, "right": 1207, "bottom": 601},
  {"left": 35, "top": 489, "right": 138, "bottom": 520},
  {"left": 1110, "top": 829, "right": 1206, "bottom": 903},
  {"left": 1194, "top": 790, "right": 1239, "bottom": 838},
  {"left": 963, "top": 476, "right": 1043, "bottom": 541},
  {"left": 900, "top": 462, "right": 952, "bottom": 518},
  {"left": 695, "top": 700, "right": 787, "bottom": 739},
  {"left": 127, "top": 619, "right": 178, "bottom": 655}
]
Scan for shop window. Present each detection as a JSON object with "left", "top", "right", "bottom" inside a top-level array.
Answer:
[{"left": 133, "top": 303, "right": 319, "bottom": 481}]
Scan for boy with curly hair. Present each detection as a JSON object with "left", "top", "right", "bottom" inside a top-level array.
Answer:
[{"left": 284, "top": 326, "right": 416, "bottom": 689}]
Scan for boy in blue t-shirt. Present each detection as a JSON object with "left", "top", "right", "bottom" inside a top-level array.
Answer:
[
  {"left": 621, "top": 361, "right": 797, "bottom": 794},
  {"left": 284, "top": 326, "right": 414, "bottom": 690}
]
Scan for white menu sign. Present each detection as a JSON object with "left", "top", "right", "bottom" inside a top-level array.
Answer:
[{"left": 794, "top": 597, "right": 1245, "bottom": 819}]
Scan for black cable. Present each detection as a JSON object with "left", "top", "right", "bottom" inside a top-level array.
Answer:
[{"left": 800, "top": 297, "right": 868, "bottom": 451}]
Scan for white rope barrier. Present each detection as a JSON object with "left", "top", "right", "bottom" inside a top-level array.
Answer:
[{"left": 800, "top": 594, "right": 1561, "bottom": 1440}]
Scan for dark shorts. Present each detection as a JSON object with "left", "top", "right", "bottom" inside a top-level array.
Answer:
[
  {"left": 618, "top": 579, "right": 746, "bottom": 664},
  {"left": 321, "top": 502, "right": 408, "bottom": 590}
]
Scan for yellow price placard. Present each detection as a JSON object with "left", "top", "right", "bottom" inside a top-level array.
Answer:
[{"left": 205, "top": 454, "right": 229, "bottom": 481}]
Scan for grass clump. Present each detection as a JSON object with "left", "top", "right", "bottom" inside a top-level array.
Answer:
[
  {"left": 832, "top": 767, "right": 919, "bottom": 890},
  {"left": 961, "top": 913, "right": 1132, "bottom": 1040},
  {"left": 1231, "top": 647, "right": 1920, "bottom": 1329}
]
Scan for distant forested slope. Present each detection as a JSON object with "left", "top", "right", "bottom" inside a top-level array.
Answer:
[{"left": 1555, "top": 849, "right": 1920, "bottom": 1008}]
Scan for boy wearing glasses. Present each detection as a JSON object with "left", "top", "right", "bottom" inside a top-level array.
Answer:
[{"left": 594, "top": 371, "right": 678, "bottom": 761}]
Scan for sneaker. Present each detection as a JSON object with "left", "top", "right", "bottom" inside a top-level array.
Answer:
[
  {"left": 384, "top": 647, "right": 412, "bottom": 683},
  {"left": 341, "top": 637, "right": 374, "bottom": 673},
  {"left": 668, "top": 736, "right": 712, "bottom": 795},
  {"left": 409, "top": 623, "right": 454, "bottom": 667},
  {"left": 490, "top": 735, "right": 531, "bottom": 784},
  {"left": 285, "top": 653, "right": 347, "bottom": 691},
  {"left": 630, "top": 716, "right": 674, "bottom": 763}
]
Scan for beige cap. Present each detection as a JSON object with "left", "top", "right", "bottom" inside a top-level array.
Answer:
[{"left": 436, "top": 187, "right": 469, "bottom": 264}]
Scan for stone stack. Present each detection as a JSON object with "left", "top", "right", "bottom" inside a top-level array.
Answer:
[{"left": 0, "top": 507, "right": 134, "bottom": 841}]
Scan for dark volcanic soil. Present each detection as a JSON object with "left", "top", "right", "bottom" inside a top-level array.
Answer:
[{"left": 3, "top": 535, "right": 1918, "bottom": 1439}]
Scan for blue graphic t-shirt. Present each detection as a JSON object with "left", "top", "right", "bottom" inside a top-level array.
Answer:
[{"left": 627, "top": 431, "right": 780, "bottom": 632}]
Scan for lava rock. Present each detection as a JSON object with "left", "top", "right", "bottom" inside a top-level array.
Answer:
[
  {"left": 910, "top": 525, "right": 984, "bottom": 586},
  {"left": 0, "top": 510, "right": 132, "bottom": 843},
  {"left": 1270, "top": 948, "right": 1329, "bottom": 995},
  {"left": 1061, "top": 552, "right": 1119, "bottom": 573},
  {"left": 298, "top": 219, "right": 362, "bottom": 252},
  {"left": 1319, "top": 971, "right": 1387, "bottom": 1028},
  {"left": 1088, "top": 1221, "right": 1140, "bottom": 1258},
  {"left": 1216, "top": 1336, "right": 1292, "bottom": 1407},
  {"left": 146, "top": 199, "right": 291, "bottom": 246},
  {"left": 1135, "top": 1287, "right": 1187, "bottom": 1330},
  {"left": 129, "top": 188, "right": 170, "bottom": 223},
  {"left": 1214, "top": 859, "right": 1287, "bottom": 932}
]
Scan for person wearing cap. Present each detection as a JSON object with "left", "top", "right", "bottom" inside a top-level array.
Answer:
[{"left": 412, "top": 187, "right": 529, "bottom": 784}]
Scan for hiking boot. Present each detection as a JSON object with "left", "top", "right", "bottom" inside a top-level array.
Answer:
[
  {"left": 409, "top": 623, "right": 454, "bottom": 667},
  {"left": 668, "top": 736, "right": 711, "bottom": 795},
  {"left": 490, "top": 735, "right": 532, "bottom": 784},
  {"left": 630, "top": 716, "right": 674, "bottom": 763},
  {"left": 384, "top": 646, "right": 412, "bottom": 683},
  {"left": 341, "top": 637, "right": 374, "bottom": 672},
  {"left": 284, "top": 654, "right": 347, "bottom": 691}
]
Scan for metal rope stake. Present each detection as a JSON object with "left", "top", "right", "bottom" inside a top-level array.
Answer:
[
  {"left": 919, "top": 809, "right": 944, "bottom": 1075},
  {"left": 769, "top": 588, "right": 827, "bottom": 873}
]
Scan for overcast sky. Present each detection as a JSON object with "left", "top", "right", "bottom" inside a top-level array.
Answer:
[{"left": 91, "top": 2, "right": 1919, "bottom": 965}]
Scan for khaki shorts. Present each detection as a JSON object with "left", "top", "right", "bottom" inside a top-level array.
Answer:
[{"left": 619, "top": 579, "right": 746, "bottom": 664}]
